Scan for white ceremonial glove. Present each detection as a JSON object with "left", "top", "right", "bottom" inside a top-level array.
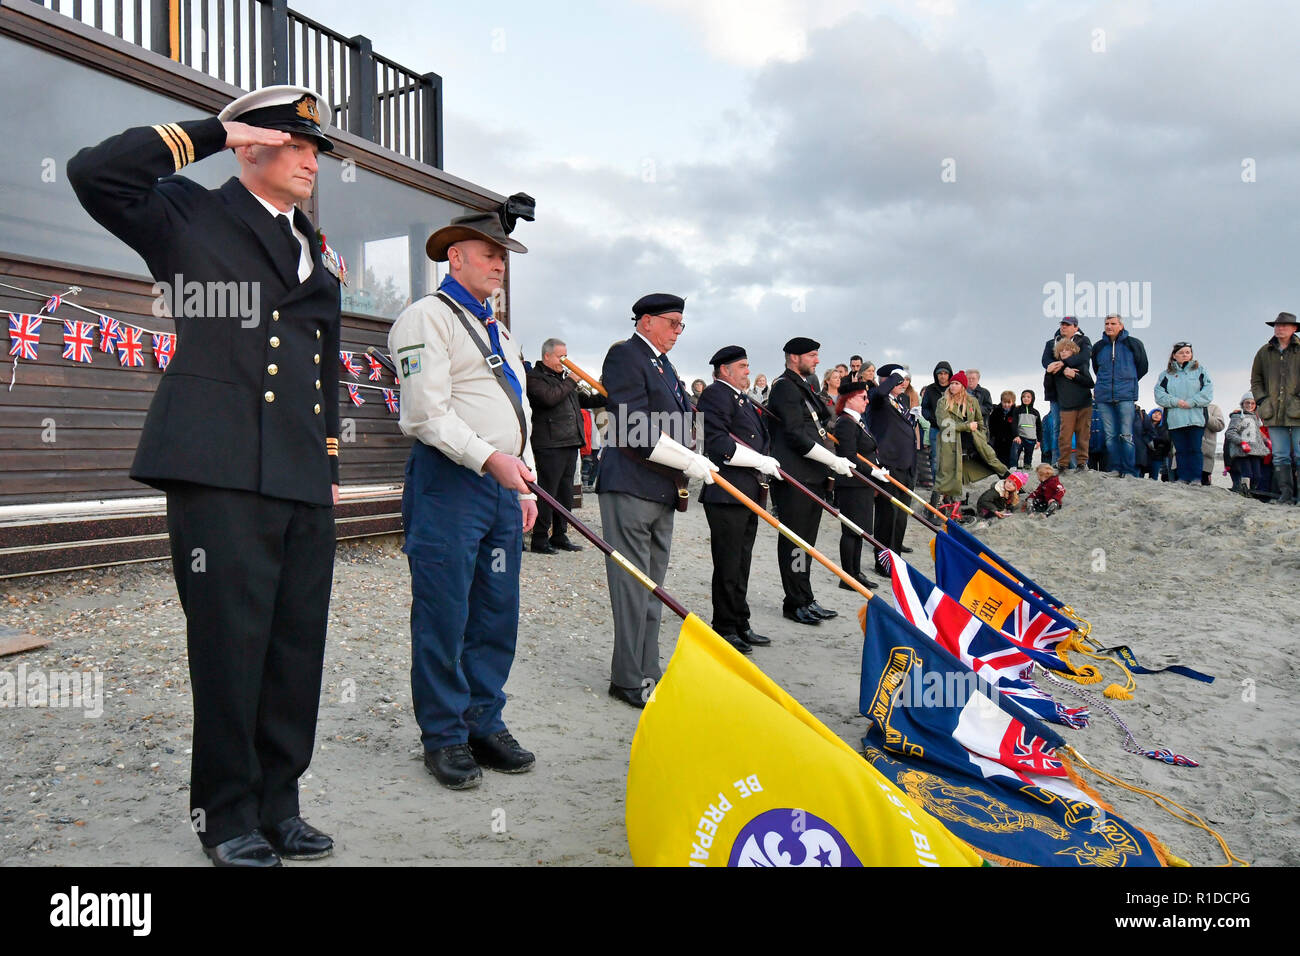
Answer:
[
  {"left": 727, "top": 443, "right": 783, "bottom": 479},
  {"left": 649, "top": 433, "right": 716, "bottom": 484},
  {"left": 871, "top": 467, "right": 890, "bottom": 481},
  {"left": 805, "top": 442, "right": 855, "bottom": 477},
  {"left": 908, "top": 405, "right": 923, "bottom": 423}
]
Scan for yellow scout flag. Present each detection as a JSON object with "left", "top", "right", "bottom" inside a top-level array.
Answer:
[{"left": 626, "top": 614, "right": 982, "bottom": 867}]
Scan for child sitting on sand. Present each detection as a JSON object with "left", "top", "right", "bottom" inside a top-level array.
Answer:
[
  {"left": 1026, "top": 463, "right": 1065, "bottom": 514},
  {"left": 968, "top": 471, "right": 1026, "bottom": 520}
]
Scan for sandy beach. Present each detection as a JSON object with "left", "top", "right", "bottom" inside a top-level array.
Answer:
[{"left": 2, "top": 469, "right": 1297, "bottom": 867}]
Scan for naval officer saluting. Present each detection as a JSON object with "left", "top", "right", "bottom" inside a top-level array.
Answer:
[{"left": 68, "top": 86, "right": 344, "bottom": 866}]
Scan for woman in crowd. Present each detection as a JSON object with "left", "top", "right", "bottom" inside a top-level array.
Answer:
[
  {"left": 1153, "top": 341, "right": 1214, "bottom": 483},
  {"left": 747, "top": 373, "right": 769, "bottom": 404},
  {"left": 819, "top": 366, "right": 843, "bottom": 413},
  {"left": 933, "top": 371, "right": 1010, "bottom": 506},
  {"left": 1225, "top": 394, "right": 1268, "bottom": 496}
]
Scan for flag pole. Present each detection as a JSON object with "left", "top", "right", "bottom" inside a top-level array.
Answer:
[
  {"left": 525, "top": 478, "right": 692, "bottom": 620},
  {"left": 562, "top": 356, "right": 873, "bottom": 600}
]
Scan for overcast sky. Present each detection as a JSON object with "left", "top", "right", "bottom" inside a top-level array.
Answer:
[{"left": 296, "top": 0, "right": 1300, "bottom": 418}]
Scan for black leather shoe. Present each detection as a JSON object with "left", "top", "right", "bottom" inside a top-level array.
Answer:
[
  {"left": 424, "top": 744, "right": 483, "bottom": 790},
  {"left": 874, "top": 564, "right": 891, "bottom": 579},
  {"left": 719, "top": 632, "right": 753, "bottom": 654},
  {"left": 469, "top": 730, "right": 536, "bottom": 773},
  {"left": 807, "top": 601, "right": 838, "bottom": 620},
  {"left": 530, "top": 539, "right": 557, "bottom": 555},
  {"left": 609, "top": 683, "right": 647, "bottom": 708},
  {"left": 266, "top": 816, "right": 333, "bottom": 860},
  {"left": 782, "top": 606, "right": 821, "bottom": 626},
  {"left": 550, "top": 536, "right": 584, "bottom": 552},
  {"left": 738, "top": 628, "right": 770, "bottom": 646},
  {"left": 899, "top": 545, "right": 913, "bottom": 554},
  {"left": 203, "top": 830, "right": 282, "bottom": 867},
  {"left": 855, "top": 572, "right": 878, "bottom": 590}
]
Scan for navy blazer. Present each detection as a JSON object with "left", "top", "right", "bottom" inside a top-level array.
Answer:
[
  {"left": 697, "top": 380, "right": 769, "bottom": 505},
  {"left": 832, "top": 412, "right": 879, "bottom": 488},
  {"left": 767, "top": 368, "right": 834, "bottom": 484},
  {"left": 68, "top": 117, "right": 342, "bottom": 506},
  {"left": 868, "top": 389, "right": 918, "bottom": 472},
  {"left": 595, "top": 334, "right": 693, "bottom": 504}
]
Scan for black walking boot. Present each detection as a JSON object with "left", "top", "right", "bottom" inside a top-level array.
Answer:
[{"left": 1272, "top": 466, "right": 1295, "bottom": 505}]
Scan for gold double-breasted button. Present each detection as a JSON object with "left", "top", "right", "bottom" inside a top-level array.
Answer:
[
  {"left": 269, "top": 336, "right": 280, "bottom": 348},
  {"left": 267, "top": 364, "right": 278, "bottom": 375},
  {"left": 271, "top": 310, "right": 280, "bottom": 321},
  {"left": 264, "top": 391, "right": 276, "bottom": 403},
  {"left": 313, "top": 354, "right": 320, "bottom": 364},
  {"left": 315, "top": 329, "right": 321, "bottom": 339},
  {"left": 313, "top": 403, "right": 321, "bottom": 414},
  {"left": 314, "top": 380, "right": 321, "bottom": 390}
]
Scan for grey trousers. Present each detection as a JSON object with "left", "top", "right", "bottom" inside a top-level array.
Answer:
[{"left": 599, "top": 491, "right": 674, "bottom": 690}]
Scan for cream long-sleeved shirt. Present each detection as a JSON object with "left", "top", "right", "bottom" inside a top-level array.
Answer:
[{"left": 389, "top": 293, "right": 536, "bottom": 482}]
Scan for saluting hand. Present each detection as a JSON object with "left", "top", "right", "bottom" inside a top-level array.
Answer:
[{"left": 223, "top": 121, "right": 292, "bottom": 149}]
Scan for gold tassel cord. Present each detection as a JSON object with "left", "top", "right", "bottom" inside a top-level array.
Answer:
[
  {"left": 1064, "top": 746, "right": 1249, "bottom": 868},
  {"left": 1057, "top": 634, "right": 1135, "bottom": 699}
]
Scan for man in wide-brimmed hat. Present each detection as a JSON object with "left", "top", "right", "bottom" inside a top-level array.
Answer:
[
  {"left": 67, "top": 84, "right": 343, "bottom": 866},
  {"left": 1251, "top": 312, "right": 1300, "bottom": 504},
  {"left": 389, "top": 208, "right": 539, "bottom": 788}
]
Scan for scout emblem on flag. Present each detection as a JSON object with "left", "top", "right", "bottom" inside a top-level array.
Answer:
[
  {"left": 62, "top": 320, "right": 95, "bottom": 364},
  {"left": 98, "top": 315, "right": 121, "bottom": 353},
  {"left": 152, "top": 331, "right": 176, "bottom": 370},
  {"left": 8, "top": 313, "right": 42, "bottom": 360},
  {"left": 340, "top": 351, "right": 360, "bottom": 378},
  {"left": 116, "top": 325, "right": 145, "bottom": 367},
  {"left": 347, "top": 383, "right": 364, "bottom": 406},
  {"left": 367, "top": 353, "right": 384, "bottom": 381},
  {"left": 383, "top": 388, "right": 399, "bottom": 413}
]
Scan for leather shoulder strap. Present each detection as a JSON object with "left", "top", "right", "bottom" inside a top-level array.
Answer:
[{"left": 436, "top": 292, "right": 528, "bottom": 455}]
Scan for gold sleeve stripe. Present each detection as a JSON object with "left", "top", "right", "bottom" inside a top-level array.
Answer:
[
  {"left": 152, "top": 125, "right": 182, "bottom": 171},
  {"left": 165, "top": 123, "right": 196, "bottom": 166}
]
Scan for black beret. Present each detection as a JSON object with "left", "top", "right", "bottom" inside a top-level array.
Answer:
[
  {"left": 876, "top": 363, "right": 904, "bottom": 380},
  {"left": 882, "top": 371, "right": 907, "bottom": 392},
  {"left": 632, "top": 293, "right": 686, "bottom": 319},
  {"left": 783, "top": 336, "right": 820, "bottom": 354},
  {"left": 839, "top": 380, "right": 868, "bottom": 397},
  {"left": 709, "top": 345, "right": 747, "bottom": 367}
]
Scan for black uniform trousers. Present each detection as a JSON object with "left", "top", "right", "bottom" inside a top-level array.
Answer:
[
  {"left": 873, "top": 466, "right": 914, "bottom": 568},
  {"left": 837, "top": 485, "right": 875, "bottom": 578},
  {"left": 704, "top": 501, "right": 759, "bottom": 635},
  {"left": 532, "top": 445, "right": 578, "bottom": 544},
  {"left": 770, "top": 478, "right": 822, "bottom": 611},
  {"left": 165, "top": 483, "right": 334, "bottom": 847}
]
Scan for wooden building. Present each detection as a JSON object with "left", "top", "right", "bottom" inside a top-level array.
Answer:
[{"left": 0, "top": 0, "right": 514, "bottom": 577}]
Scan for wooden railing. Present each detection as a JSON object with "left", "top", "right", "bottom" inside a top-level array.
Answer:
[{"left": 30, "top": 0, "right": 443, "bottom": 167}]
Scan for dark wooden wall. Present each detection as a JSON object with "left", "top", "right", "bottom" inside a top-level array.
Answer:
[{"left": 0, "top": 251, "right": 411, "bottom": 507}]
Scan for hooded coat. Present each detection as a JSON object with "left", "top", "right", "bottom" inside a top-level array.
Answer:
[
  {"left": 1091, "top": 329, "right": 1149, "bottom": 403},
  {"left": 935, "top": 391, "right": 1008, "bottom": 498},
  {"left": 920, "top": 361, "right": 953, "bottom": 429}
]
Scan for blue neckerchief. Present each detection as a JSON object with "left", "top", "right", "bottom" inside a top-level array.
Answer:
[
  {"left": 438, "top": 275, "right": 493, "bottom": 320},
  {"left": 438, "top": 275, "right": 522, "bottom": 402}
]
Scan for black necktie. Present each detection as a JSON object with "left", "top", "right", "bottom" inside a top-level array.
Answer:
[
  {"left": 658, "top": 354, "right": 687, "bottom": 410},
  {"left": 276, "top": 214, "right": 301, "bottom": 278}
]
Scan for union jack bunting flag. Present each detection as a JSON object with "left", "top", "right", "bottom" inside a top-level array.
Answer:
[
  {"left": 152, "top": 331, "right": 176, "bottom": 370},
  {"left": 98, "top": 315, "right": 121, "bottom": 353},
  {"left": 366, "top": 353, "right": 384, "bottom": 381},
  {"left": 347, "top": 383, "right": 364, "bottom": 406},
  {"left": 62, "top": 320, "right": 95, "bottom": 364},
  {"left": 340, "top": 351, "right": 360, "bottom": 378},
  {"left": 382, "top": 388, "right": 399, "bottom": 413},
  {"left": 41, "top": 294, "right": 63, "bottom": 315},
  {"left": 7, "top": 313, "right": 42, "bottom": 360},
  {"left": 116, "top": 325, "right": 145, "bottom": 367}
]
